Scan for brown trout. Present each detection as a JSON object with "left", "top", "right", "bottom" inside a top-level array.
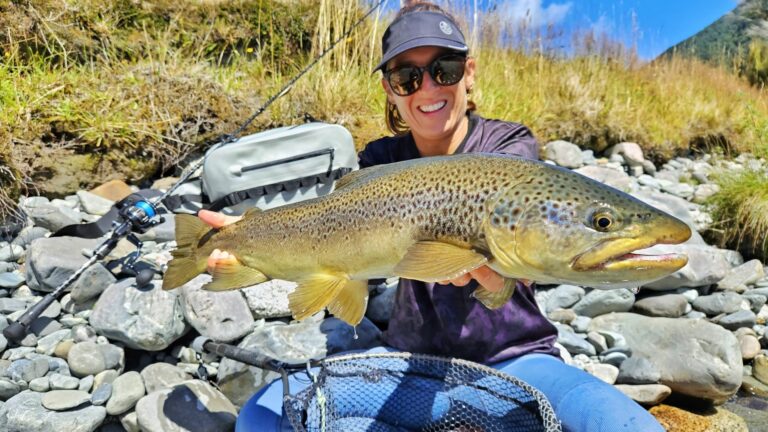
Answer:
[{"left": 162, "top": 153, "right": 691, "bottom": 326}]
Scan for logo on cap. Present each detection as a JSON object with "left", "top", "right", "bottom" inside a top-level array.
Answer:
[{"left": 439, "top": 21, "right": 453, "bottom": 35}]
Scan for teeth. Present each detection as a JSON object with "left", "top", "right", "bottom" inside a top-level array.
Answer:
[{"left": 420, "top": 101, "right": 446, "bottom": 113}]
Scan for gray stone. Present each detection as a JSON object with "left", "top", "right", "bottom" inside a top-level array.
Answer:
[
  {"left": 718, "top": 309, "right": 757, "bottom": 331},
  {"left": 10, "top": 226, "right": 49, "bottom": 248},
  {"left": 30, "top": 317, "right": 63, "bottom": 338},
  {"left": 106, "top": 371, "right": 145, "bottom": 415},
  {"left": 140, "top": 363, "right": 191, "bottom": 394},
  {"left": 0, "top": 244, "right": 24, "bottom": 263},
  {"left": 0, "top": 391, "right": 105, "bottom": 431},
  {"left": 135, "top": 380, "right": 237, "bottom": 432},
  {"left": 572, "top": 289, "right": 635, "bottom": 317},
  {"left": 241, "top": 279, "right": 296, "bottom": 319},
  {"left": 89, "top": 279, "right": 188, "bottom": 351},
  {"left": 605, "top": 142, "right": 645, "bottom": 167},
  {"left": 739, "top": 334, "right": 762, "bottom": 360},
  {"left": 28, "top": 376, "right": 50, "bottom": 392},
  {"left": 743, "top": 294, "right": 768, "bottom": 314},
  {"left": 0, "top": 378, "right": 21, "bottom": 401},
  {"left": 67, "top": 341, "right": 108, "bottom": 377},
  {"left": 575, "top": 165, "right": 632, "bottom": 191},
  {"left": 180, "top": 275, "right": 254, "bottom": 343},
  {"left": 91, "top": 383, "right": 112, "bottom": 406},
  {"left": 545, "top": 285, "right": 585, "bottom": 313},
  {"left": 570, "top": 315, "right": 591, "bottom": 333},
  {"left": 548, "top": 308, "right": 577, "bottom": 324},
  {"left": 79, "top": 374, "right": 94, "bottom": 392},
  {"left": 584, "top": 363, "right": 619, "bottom": 384},
  {"left": 754, "top": 354, "right": 768, "bottom": 385},
  {"left": 366, "top": 280, "right": 397, "bottom": 324},
  {"left": 93, "top": 369, "right": 120, "bottom": 390},
  {"left": 0, "top": 298, "right": 28, "bottom": 314},
  {"left": 545, "top": 140, "right": 583, "bottom": 168},
  {"left": 590, "top": 313, "right": 742, "bottom": 403},
  {"left": 0, "top": 272, "right": 25, "bottom": 289},
  {"left": 217, "top": 316, "right": 381, "bottom": 406},
  {"left": 76, "top": 190, "right": 114, "bottom": 216},
  {"left": 25, "top": 237, "right": 101, "bottom": 292},
  {"left": 42, "top": 389, "right": 91, "bottom": 410},
  {"left": 602, "top": 351, "right": 629, "bottom": 367},
  {"left": 586, "top": 331, "right": 608, "bottom": 353},
  {"left": 49, "top": 373, "right": 80, "bottom": 390},
  {"left": 70, "top": 263, "right": 116, "bottom": 304},
  {"left": 7, "top": 357, "right": 49, "bottom": 382},
  {"left": 718, "top": 259, "right": 765, "bottom": 292},
  {"left": 556, "top": 325, "right": 596, "bottom": 356},
  {"left": 614, "top": 384, "right": 671, "bottom": 406},
  {"left": 692, "top": 183, "right": 720, "bottom": 204},
  {"left": 644, "top": 244, "right": 733, "bottom": 290},
  {"left": 633, "top": 294, "right": 688, "bottom": 318},
  {"left": 617, "top": 356, "right": 661, "bottom": 384},
  {"left": 692, "top": 291, "right": 743, "bottom": 315}
]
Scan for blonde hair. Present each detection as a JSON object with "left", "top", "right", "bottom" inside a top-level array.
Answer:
[{"left": 383, "top": 1, "right": 476, "bottom": 136}]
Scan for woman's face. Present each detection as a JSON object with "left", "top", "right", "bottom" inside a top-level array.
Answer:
[{"left": 382, "top": 46, "right": 476, "bottom": 142}]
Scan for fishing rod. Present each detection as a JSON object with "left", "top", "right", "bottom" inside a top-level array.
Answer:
[{"left": 3, "top": 0, "right": 389, "bottom": 344}]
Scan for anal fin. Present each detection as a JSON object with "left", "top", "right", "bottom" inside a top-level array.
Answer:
[
  {"left": 327, "top": 280, "right": 369, "bottom": 326},
  {"left": 394, "top": 241, "right": 488, "bottom": 282},
  {"left": 203, "top": 256, "right": 268, "bottom": 291},
  {"left": 288, "top": 273, "right": 348, "bottom": 321},
  {"left": 472, "top": 278, "right": 517, "bottom": 309}
]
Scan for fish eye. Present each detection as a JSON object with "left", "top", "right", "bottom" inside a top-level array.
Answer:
[{"left": 591, "top": 211, "right": 615, "bottom": 232}]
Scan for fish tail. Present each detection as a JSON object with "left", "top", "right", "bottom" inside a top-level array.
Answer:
[{"left": 162, "top": 214, "right": 211, "bottom": 290}]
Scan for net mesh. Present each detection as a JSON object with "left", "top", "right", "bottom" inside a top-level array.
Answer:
[{"left": 284, "top": 352, "right": 562, "bottom": 432}]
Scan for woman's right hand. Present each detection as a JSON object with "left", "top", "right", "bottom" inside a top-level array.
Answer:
[{"left": 198, "top": 209, "right": 243, "bottom": 273}]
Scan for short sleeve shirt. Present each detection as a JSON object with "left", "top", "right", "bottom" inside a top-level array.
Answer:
[{"left": 358, "top": 113, "right": 559, "bottom": 364}]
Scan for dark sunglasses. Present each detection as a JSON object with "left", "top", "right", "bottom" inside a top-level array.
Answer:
[{"left": 385, "top": 54, "right": 467, "bottom": 96}]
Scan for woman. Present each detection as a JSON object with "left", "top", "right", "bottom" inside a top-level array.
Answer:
[{"left": 204, "top": 2, "right": 664, "bottom": 431}]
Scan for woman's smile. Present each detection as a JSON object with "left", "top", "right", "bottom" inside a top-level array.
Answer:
[{"left": 418, "top": 100, "right": 447, "bottom": 114}]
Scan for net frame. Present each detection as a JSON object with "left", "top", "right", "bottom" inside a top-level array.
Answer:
[{"left": 284, "top": 352, "right": 562, "bottom": 432}]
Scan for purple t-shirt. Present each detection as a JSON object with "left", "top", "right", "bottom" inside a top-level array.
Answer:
[{"left": 358, "top": 113, "right": 559, "bottom": 364}]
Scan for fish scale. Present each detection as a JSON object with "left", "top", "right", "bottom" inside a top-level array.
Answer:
[{"left": 163, "top": 153, "right": 691, "bottom": 326}]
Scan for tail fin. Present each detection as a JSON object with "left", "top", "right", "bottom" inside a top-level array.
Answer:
[{"left": 162, "top": 214, "right": 211, "bottom": 290}]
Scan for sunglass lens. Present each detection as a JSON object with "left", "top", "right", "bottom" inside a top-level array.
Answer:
[
  {"left": 432, "top": 57, "right": 465, "bottom": 86},
  {"left": 389, "top": 67, "right": 421, "bottom": 96}
]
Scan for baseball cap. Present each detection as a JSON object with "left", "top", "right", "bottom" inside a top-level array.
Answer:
[{"left": 373, "top": 10, "right": 468, "bottom": 73}]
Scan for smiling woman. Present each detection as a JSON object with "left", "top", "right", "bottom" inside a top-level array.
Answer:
[{"left": 229, "top": 1, "right": 669, "bottom": 431}]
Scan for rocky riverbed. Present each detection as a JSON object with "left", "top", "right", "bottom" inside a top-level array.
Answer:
[{"left": 0, "top": 141, "right": 766, "bottom": 431}]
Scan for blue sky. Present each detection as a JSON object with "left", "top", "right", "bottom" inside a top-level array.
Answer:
[{"left": 486, "top": 0, "right": 741, "bottom": 59}]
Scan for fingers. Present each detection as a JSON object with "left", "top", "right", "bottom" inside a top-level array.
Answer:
[
  {"left": 198, "top": 209, "right": 242, "bottom": 229},
  {"left": 435, "top": 267, "right": 505, "bottom": 292},
  {"left": 207, "top": 249, "right": 233, "bottom": 274},
  {"left": 470, "top": 266, "right": 505, "bottom": 292}
]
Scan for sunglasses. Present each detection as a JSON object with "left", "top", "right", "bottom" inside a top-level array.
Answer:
[{"left": 385, "top": 54, "right": 467, "bottom": 96}]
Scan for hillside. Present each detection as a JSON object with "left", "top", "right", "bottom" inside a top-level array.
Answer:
[{"left": 661, "top": 0, "right": 768, "bottom": 75}]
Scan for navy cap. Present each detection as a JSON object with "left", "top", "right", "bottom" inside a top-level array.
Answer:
[{"left": 374, "top": 11, "right": 468, "bottom": 73}]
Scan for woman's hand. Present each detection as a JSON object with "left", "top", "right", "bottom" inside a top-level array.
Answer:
[
  {"left": 198, "top": 209, "right": 243, "bottom": 273},
  {"left": 437, "top": 265, "right": 505, "bottom": 292}
]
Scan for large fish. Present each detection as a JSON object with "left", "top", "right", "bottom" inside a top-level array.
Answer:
[{"left": 162, "top": 153, "right": 691, "bottom": 326}]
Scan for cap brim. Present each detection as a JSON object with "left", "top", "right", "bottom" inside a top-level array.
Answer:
[{"left": 373, "top": 37, "right": 468, "bottom": 73}]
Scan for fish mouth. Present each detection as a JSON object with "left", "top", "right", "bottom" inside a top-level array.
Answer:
[{"left": 571, "top": 222, "right": 692, "bottom": 273}]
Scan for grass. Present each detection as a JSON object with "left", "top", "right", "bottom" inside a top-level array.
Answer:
[
  {"left": 0, "top": 0, "right": 767, "bottom": 258},
  {"left": 706, "top": 168, "right": 768, "bottom": 262}
]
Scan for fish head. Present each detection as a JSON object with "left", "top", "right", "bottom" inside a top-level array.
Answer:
[{"left": 485, "top": 165, "right": 692, "bottom": 288}]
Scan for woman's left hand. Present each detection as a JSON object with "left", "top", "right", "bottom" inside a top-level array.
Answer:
[{"left": 437, "top": 265, "right": 505, "bottom": 292}]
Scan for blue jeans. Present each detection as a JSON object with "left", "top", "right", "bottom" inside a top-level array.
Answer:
[{"left": 236, "top": 347, "right": 663, "bottom": 432}]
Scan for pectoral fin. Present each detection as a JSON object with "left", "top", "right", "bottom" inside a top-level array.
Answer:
[
  {"left": 394, "top": 241, "right": 488, "bottom": 282},
  {"left": 288, "top": 272, "right": 348, "bottom": 321},
  {"left": 203, "top": 257, "right": 268, "bottom": 291},
  {"left": 472, "top": 278, "right": 517, "bottom": 309},
  {"left": 327, "top": 280, "right": 369, "bottom": 326}
]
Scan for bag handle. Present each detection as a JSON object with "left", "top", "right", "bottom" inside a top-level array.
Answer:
[{"left": 230, "top": 147, "right": 335, "bottom": 177}]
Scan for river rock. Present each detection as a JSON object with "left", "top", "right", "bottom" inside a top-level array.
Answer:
[
  {"left": 545, "top": 285, "right": 585, "bottom": 312},
  {"left": 69, "top": 263, "right": 116, "bottom": 304},
  {"left": 140, "top": 363, "right": 191, "bottom": 394},
  {"left": 614, "top": 384, "right": 671, "bottom": 405},
  {"left": 590, "top": 313, "right": 742, "bottom": 403},
  {"left": 755, "top": 354, "right": 768, "bottom": 385},
  {"left": 42, "top": 389, "right": 91, "bottom": 410},
  {"left": 0, "top": 391, "right": 106, "bottom": 431},
  {"left": 25, "top": 236, "right": 101, "bottom": 292},
  {"left": 575, "top": 165, "right": 632, "bottom": 191},
  {"left": 180, "top": 275, "right": 254, "bottom": 343},
  {"left": 572, "top": 289, "right": 635, "bottom": 317},
  {"left": 692, "top": 291, "right": 743, "bottom": 316},
  {"left": 217, "top": 315, "right": 381, "bottom": 406},
  {"left": 89, "top": 278, "right": 188, "bottom": 351},
  {"left": 22, "top": 201, "right": 81, "bottom": 232},
  {"left": 718, "top": 259, "right": 765, "bottom": 293},
  {"left": 67, "top": 341, "right": 124, "bottom": 377},
  {"left": 617, "top": 356, "right": 661, "bottom": 384},
  {"left": 106, "top": 371, "right": 145, "bottom": 415},
  {"left": 135, "top": 380, "right": 237, "bottom": 432},
  {"left": 643, "top": 243, "right": 732, "bottom": 290},
  {"left": 545, "top": 140, "right": 583, "bottom": 168},
  {"left": 241, "top": 279, "right": 296, "bottom": 319},
  {"left": 632, "top": 294, "right": 688, "bottom": 318},
  {"left": 718, "top": 309, "right": 757, "bottom": 331}
]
